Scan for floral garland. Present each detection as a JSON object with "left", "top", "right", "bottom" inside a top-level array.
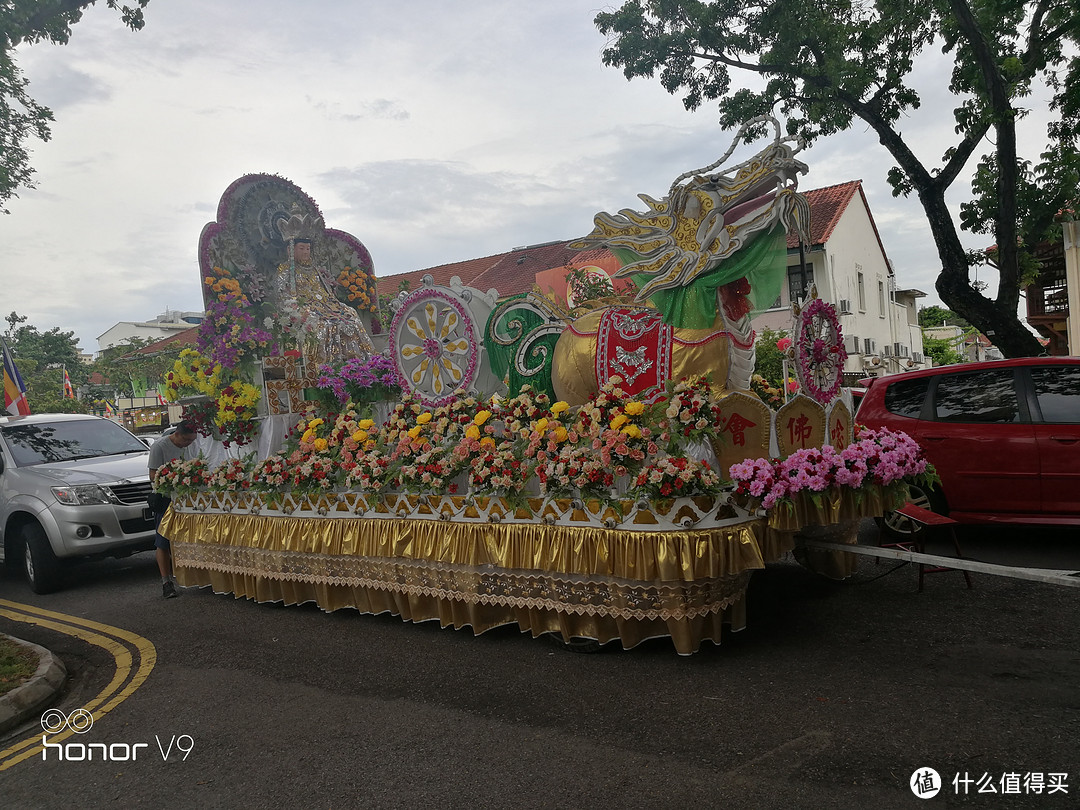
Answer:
[
  {"left": 728, "top": 426, "right": 934, "bottom": 511},
  {"left": 313, "top": 354, "right": 402, "bottom": 409},
  {"left": 794, "top": 298, "right": 848, "bottom": 403},
  {"left": 197, "top": 267, "right": 277, "bottom": 372},
  {"left": 335, "top": 265, "right": 379, "bottom": 313},
  {"left": 163, "top": 348, "right": 261, "bottom": 447},
  {"left": 153, "top": 377, "right": 933, "bottom": 519},
  {"left": 749, "top": 373, "right": 797, "bottom": 410},
  {"left": 154, "top": 457, "right": 212, "bottom": 497},
  {"left": 633, "top": 456, "right": 722, "bottom": 501}
]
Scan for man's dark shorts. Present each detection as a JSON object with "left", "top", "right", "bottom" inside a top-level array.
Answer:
[{"left": 150, "top": 493, "right": 172, "bottom": 551}]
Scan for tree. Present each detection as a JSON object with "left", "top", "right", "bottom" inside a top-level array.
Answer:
[
  {"left": 753, "top": 327, "right": 790, "bottom": 386},
  {"left": 0, "top": 0, "right": 150, "bottom": 212},
  {"left": 594, "top": 0, "right": 1080, "bottom": 358},
  {"left": 917, "top": 304, "right": 970, "bottom": 329},
  {"left": 4, "top": 310, "right": 89, "bottom": 412},
  {"left": 89, "top": 335, "right": 178, "bottom": 398},
  {"left": 921, "top": 332, "right": 966, "bottom": 366}
]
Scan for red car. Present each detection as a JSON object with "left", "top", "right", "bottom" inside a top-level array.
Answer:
[{"left": 855, "top": 357, "right": 1080, "bottom": 539}]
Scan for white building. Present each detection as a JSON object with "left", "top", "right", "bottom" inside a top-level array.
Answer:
[
  {"left": 923, "top": 325, "right": 1004, "bottom": 362},
  {"left": 97, "top": 309, "right": 204, "bottom": 354},
  {"left": 751, "top": 180, "right": 927, "bottom": 380}
]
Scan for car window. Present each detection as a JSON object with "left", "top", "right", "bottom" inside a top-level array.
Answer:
[
  {"left": 884, "top": 378, "right": 930, "bottom": 418},
  {"left": 1030, "top": 365, "right": 1080, "bottom": 423},
  {"left": 0, "top": 420, "right": 148, "bottom": 466},
  {"left": 932, "top": 369, "right": 1021, "bottom": 423}
]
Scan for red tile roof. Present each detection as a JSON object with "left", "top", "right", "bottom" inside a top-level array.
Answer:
[
  {"left": 787, "top": 180, "right": 890, "bottom": 269},
  {"left": 380, "top": 180, "right": 884, "bottom": 296},
  {"left": 124, "top": 327, "right": 200, "bottom": 358}
]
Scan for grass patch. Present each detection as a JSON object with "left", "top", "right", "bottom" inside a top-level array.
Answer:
[{"left": 0, "top": 635, "right": 39, "bottom": 697}]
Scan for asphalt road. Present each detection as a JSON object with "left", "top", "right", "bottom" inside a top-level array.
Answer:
[{"left": 1, "top": 521, "right": 1078, "bottom": 809}]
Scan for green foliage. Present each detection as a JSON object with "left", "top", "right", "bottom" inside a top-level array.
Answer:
[
  {"left": 3, "top": 310, "right": 88, "bottom": 412},
  {"left": 754, "top": 327, "right": 790, "bottom": 387},
  {"left": 89, "top": 335, "right": 178, "bottom": 399},
  {"left": 921, "top": 333, "right": 965, "bottom": 367},
  {"left": 917, "top": 305, "right": 970, "bottom": 330},
  {"left": 0, "top": 635, "right": 38, "bottom": 697},
  {"left": 593, "top": 0, "right": 1078, "bottom": 358},
  {"left": 0, "top": 1, "right": 150, "bottom": 211}
]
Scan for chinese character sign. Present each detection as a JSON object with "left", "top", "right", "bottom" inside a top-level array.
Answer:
[
  {"left": 713, "top": 392, "right": 772, "bottom": 477},
  {"left": 776, "top": 395, "right": 826, "bottom": 457},
  {"left": 827, "top": 400, "right": 853, "bottom": 450}
]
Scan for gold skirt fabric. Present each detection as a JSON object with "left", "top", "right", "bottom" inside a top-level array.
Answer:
[{"left": 163, "top": 508, "right": 775, "bottom": 655}]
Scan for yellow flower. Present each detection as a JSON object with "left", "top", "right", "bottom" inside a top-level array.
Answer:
[
  {"left": 624, "top": 401, "right": 645, "bottom": 416},
  {"left": 408, "top": 425, "right": 423, "bottom": 439},
  {"left": 551, "top": 401, "right": 570, "bottom": 416},
  {"left": 416, "top": 412, "right": 433, "bottom": 425},
  {"left": 465, "top": 425, "right": 480, "bottom": 440},
  {"left": 533, "top": 417, "right": 549, "bottom": 434},
  {"left": 480, "top": 437, "right": 496, "bottom": 449},
  {"left": 313, "top": 438, "right": 328, "bottom": 452},
  {"left": 308, "top": 418, "right": 324, "bottom": 429},
  {"left": 358, "top": 419, "right": 375, "bottom": 430},
  {"left": 621, "top": 424, "right": 642, "bottom": 439},
  {"left": 553, "top": 426, "right": 568, "bottom": 443},
  {"left": 474, "top": 410, "right": 492, "bottom": 426},
  {"left": 610, "top": 413, "right": 629, "bottom": 430},
  {"left": 302, "top": 430, "right": 315, "bottom": 443},
  {"left": 352, "top": 430, "right": 368, "bottom": 443}
]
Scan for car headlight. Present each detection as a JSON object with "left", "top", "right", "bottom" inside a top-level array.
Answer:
[{"left": 52, "top": 485, "right": 116, "bottom": 505}]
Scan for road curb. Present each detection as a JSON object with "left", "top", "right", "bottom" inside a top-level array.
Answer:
[{"left": 0, "top": 634, "right": 67, "bottom": 736}]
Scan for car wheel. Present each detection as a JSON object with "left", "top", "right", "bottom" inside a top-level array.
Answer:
[
  {"left": 22, "top": 523, "right": 62, "bottom": 594},
  {"left": 877, "top": 483, "right": 947, "bottom": 543}
]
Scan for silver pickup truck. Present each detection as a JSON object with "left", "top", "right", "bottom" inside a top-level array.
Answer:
[{"left": 0, "top": 413, "right": 157, "bottom": 593}]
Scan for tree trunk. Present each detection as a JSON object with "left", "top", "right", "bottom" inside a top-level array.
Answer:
[{"left": 920, "top": 187, "right": 1043, "bottom": 359}]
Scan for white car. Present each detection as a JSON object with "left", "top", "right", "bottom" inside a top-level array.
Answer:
[{"left": 0, "top": 413, "right": 157, "bottom": 593}]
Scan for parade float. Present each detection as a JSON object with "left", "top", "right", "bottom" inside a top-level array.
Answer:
[{"left": 157, "top": 118, "right": 931, "bottom": 654}]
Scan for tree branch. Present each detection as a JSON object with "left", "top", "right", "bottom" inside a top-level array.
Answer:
[{"left": 947, "top": 0, "right": 1020, "bottom": 311}]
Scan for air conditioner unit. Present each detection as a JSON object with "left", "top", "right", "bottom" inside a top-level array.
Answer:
[
  {"left": 893, "top": 342, "right": 908, "bottom": 358},
  {"left": 913, "top": 351, "right": 924, "bottom": 364},
  {"left": 883, "top": 345, "right": 894, "bottom": 357},
  {"left": 838, "top": 299, "right": 853, "bottom": 315},
  {"left": 863, "top": 338, "right": 877, "bottom": 355},
  {"left": 844, "top": 334, "right": 861, "bottom": 354}
]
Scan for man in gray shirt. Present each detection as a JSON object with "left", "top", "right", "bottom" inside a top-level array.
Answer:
[{"left": 149, "top": 422, "right": 198, "bottom": 598}]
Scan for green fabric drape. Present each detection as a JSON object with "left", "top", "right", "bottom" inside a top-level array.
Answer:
[{"left": 618, "top": 225, "right": 789, "bottom": 329}]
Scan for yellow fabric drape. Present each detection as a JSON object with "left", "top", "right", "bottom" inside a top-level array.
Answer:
[{"left": 162, "top": 508, "right": 772, "bottom": 655}]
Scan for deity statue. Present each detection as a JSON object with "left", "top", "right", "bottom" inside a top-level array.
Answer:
[{"left": 273, "top": 206, "right": 374, "bottom": 367}]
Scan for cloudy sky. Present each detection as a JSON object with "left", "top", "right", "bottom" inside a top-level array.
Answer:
[{"left": 1, "top": 1, "right": 1048, "bottom": 354}]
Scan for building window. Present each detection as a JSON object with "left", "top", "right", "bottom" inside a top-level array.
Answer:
[
  {"left": 857, "top": 272, "right": 866, "bottom": 311},
  {"left": 878, "top": 280, "right": 886, "bottom": 317},
  {"left": 788, "top": 266, "right": 814, "bottom": 306}
]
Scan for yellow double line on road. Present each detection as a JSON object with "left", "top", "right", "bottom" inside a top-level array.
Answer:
[{"left": 0, "top": 599, "right": 156, "bottom": 771}]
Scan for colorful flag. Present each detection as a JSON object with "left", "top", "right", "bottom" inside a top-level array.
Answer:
[
  {"left": 63, "top": 367, "right": 76, "bottom": 399},
  {"left": 2, "top": 339, "right": 31, "bottom": 416},
  {"left": 104, "top": 401, "right": 116, "bottom": 417}
]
